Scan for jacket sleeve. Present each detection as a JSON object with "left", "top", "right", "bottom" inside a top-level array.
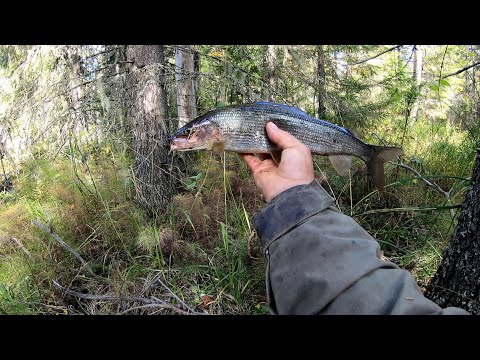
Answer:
[{"left": 252, "top": 180, "right": 470, "bottom": 315}]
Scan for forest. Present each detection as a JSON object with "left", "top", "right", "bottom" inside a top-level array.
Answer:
[{"left": 0, "top": 45, "right": 478, "bottom": 315}]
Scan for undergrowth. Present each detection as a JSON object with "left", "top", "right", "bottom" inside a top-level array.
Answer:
[
  {"left": 0, "top": 115, "right": 476, "bottom": 314},
  {"left": 0, "top": 147, "right": 268, "bottom": 314}
]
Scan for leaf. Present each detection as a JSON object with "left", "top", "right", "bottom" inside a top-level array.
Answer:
[
  {"left": 440, "top": 79, "right": 450, "bottom": 87},
  {"left": 429, "top": 84, "right": 439, "bottom": 92},
  {"left": 392, "top": 93, "right": 402, "bottom": 102},
  {"left": 216, "top": 102, "right": 225, "bottom": 108},
  {"left": 190, "top": 172, "right": 203, "bottom": 180},
  {"left": 0, "top": 283, "right": 13, "bottom": 302},
  {"left": 0, "top": 283, "right": 8, "bottom": 298}
]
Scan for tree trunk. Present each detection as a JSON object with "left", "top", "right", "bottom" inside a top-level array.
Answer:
[
  {"left": 411, "top": 45, "right": 423, "bottom": 121},
  {"left": 266, "top": 45, "right": 276, "bottom": 101},
  {"left": 64, "top": 46, "right": 87, "bottom": 133},
  {"left": 471, "top": 46, "right": 479, "bottom": 122},
  {"left": 317, "top": 45, "right": 327, "bottom": 117},
  {"left": 126, "top": 45, "right": 176, "bottom": 215},
  {"left": 194, "top": 47, "right": 200, "bottom": 106},
  {"left": 113, "top": 45, "right": 129, "bottom": 132},
  {"left": 425, "top": 148, "right": 480, "bottom": 313},
  {"left": 175, "top": 45, "right": 197, "bottom": 129}
]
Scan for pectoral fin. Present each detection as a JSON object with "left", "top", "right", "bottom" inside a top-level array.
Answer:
[
  {"left": 328, "top": 155, "right": 352, "bottom": 176},
  {"left": 212, "top": 142, "right": 225, "bottom": 155}
]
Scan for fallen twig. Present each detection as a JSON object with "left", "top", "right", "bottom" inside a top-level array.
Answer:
[
  {"left": 148, "top": 274, "right": 198, "bottom": 314},
  {"left": 10, "top": 237, "right": 33, "bottom": 260},
  {"left": 392, "top": 161, "right": 456, "bottom": 218},
  {"left": 33, "top": 220, "right": 96, "bottom": 276},
  {"left": 119, "top": 304, "right": 177, "bottom": 315},
  {"left": 52, "top": 280, "right": 200, "bottom": 315}
]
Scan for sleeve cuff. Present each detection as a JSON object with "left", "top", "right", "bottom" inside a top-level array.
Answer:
[{"left": 252, "top": 180, "right": 335, "bottom": 250}]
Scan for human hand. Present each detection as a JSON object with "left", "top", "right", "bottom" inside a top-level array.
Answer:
[{"left": 240, "top": 122, "right": 314, "bottom": 202}]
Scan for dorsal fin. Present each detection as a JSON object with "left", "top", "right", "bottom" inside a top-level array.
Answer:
[{"left": 347, "top": 128, "right": 360, "bottom": 138}]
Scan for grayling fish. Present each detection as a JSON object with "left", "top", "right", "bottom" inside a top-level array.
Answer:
[{"left": 170, "top": 102, "right": 403, "bottom": 191}]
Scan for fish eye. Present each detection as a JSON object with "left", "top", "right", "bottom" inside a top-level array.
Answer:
[{"left": 183, "top": 127, "right": 196, "bottom": 138}]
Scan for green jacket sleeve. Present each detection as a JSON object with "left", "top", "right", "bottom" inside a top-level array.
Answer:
[{"left": 252, "top": 180, "right": 470, "bottom": 315}]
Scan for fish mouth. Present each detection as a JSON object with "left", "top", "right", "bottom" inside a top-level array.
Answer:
[
  {"left": 169, "top": 122, "right": 224, "bottom": 152},
  {"left": 170, "top": 138, "right": 194, "bottom": 151},
  {"left": 170, "top": 138, "right": 212, "bottom": 151}
]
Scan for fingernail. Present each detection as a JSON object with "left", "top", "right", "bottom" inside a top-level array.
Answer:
[{"left": 269, "top": 122, "right": 278, "bottom": 130}]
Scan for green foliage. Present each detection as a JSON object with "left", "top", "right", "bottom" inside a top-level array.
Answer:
[
  {"left": 0, "top": 257, "right": 37, "bottom": 314},
  {"left": 1, "top": 44, "right": 480, "bottom": 314},
  {"left": 184, "top": 172, "right": 204, "bottom": 191}
]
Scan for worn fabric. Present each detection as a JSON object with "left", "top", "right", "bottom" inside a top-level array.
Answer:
[{"left": 252, "top": 180, "right": 470, "bottom": 315}]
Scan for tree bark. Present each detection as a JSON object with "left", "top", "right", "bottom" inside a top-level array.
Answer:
[
  {"left": 425, "top": 148, "right": 480, "bottom": 313},
  {"left": 470, "top": 46, "right": 480, "bottom": 122},
  {"left": 266, "top": 45, "right": 276, "bottom": 101},
  {"left": 112, "top": 45, "right": 129, "bottom": 132},
  {"left": 64, "top": 46, "right": 88, "bottom": 133},
  {"left": 175, "top": 45, "right": 197, "bottom": 129},
  {"left": 126, "top": 45, "right": 177, "bottom": 215},
  {"left": 317, "top": 45, "right": 327, "bottom": 117},
  {"left": 411, "top": 45, "right": 423, "bottom": 121}
]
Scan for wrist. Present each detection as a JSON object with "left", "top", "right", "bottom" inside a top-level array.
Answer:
[
  {"left": 253, "top": 180, "right": 335, "bottom": 249},
  {"left": 268, "top": 181, "right": 313, "bottom": 203},
  {"left": 266, "top": 180, "right": 313, "bottom": 202}
]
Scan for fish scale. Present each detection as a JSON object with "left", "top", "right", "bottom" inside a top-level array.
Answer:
[{"left": 209, "top": 104, "right": 371, "bottom": 160}]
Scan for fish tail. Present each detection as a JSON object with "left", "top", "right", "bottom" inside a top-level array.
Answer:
[{"left": 366, "top": 145, "right": 404, "bottom": 192}]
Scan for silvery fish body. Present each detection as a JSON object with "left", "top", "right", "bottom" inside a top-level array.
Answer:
[
  {"left": 170, "top": 102, "right": 403, "bottom": 191},
  {"left": 193, "top": 102, "right": 370, "bottom": 158}
]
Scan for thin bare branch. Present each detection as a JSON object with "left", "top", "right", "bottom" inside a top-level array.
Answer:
[
  {"left": 393, "top": 161, "right": 456, "bottom": 218},
  {"left": 119, "top": 303, "right": 177, "bottom": 315},
  {"left": 393, "top": 161, "right": 447, "bottom": 194},
  {"left": 10, "top": 237, "right": 33, "bottom": 260},
  {"left": 195, "top": 46, "right": 290, "bottom": 103},
  {"left": 350, "top": 45, "right": 403, "bottom": 66},
  {"left": 441, "top": 60, "right": 480, "bottom": 80},
  {"left": 439, "top": 46, "right": 449, "bottom": 82},
  {"left": 148, "top": 274, "right": 197, "bottom": 313},
  {"left": 33, "top": 220, "right": 96, "bottom": 276},
  {"left": 52, "top": 280, "right": 201, "bottom": 315},
  {"left": 437, "top": 46, "right": 449, "bottom": 107}
]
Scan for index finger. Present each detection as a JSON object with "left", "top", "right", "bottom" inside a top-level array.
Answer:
[{"left": 239, "top": 153, "right": 261, "bottom": 172}]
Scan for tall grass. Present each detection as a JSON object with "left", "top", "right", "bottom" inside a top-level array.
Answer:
[
  {"left": 0, "top": 111, "right": 475, "bottom": 314},
  {"left": 0, "top": 145, "right": 268, "bottom": 314}
]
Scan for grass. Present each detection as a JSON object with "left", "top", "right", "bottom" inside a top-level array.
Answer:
[
  {"left": 0, "top": 112, "right": 476, "bottom": 314},
  {"left": 0, "top": 144, "right": 268, "bottom": 314}
]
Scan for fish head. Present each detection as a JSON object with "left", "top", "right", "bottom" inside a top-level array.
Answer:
[{"left": 170, "top": 118, "right": 224, "bottom": 152}]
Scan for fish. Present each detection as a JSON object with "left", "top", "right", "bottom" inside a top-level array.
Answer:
[{"left": 170, "top": 102, "right": 403, "bottom": 192}]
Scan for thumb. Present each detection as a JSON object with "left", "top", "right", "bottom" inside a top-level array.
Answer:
[{"left": 266, "top": 122, "right": 303, "bottom": 150}]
